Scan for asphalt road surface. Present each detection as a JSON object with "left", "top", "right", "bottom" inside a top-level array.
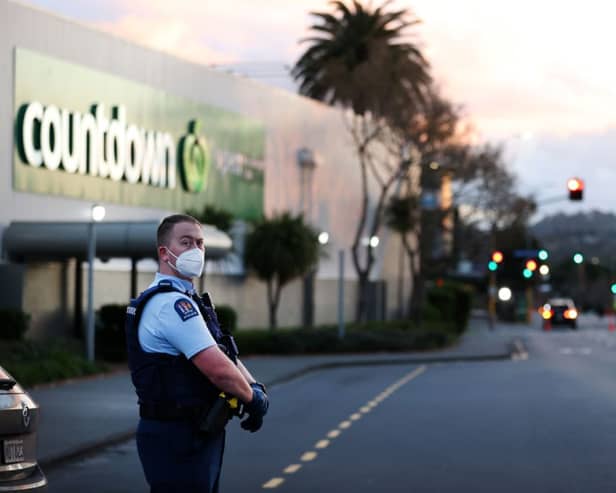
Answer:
[{"left": 46, "top": 316, "right": 616, "bottom": 492}]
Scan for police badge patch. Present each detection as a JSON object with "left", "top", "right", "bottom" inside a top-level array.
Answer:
[{"left": 174, "top": 299, "right": 199, "bottom": 321}]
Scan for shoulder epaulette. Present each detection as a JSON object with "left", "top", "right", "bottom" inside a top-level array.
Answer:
[{"left": 126, "top": 280, "right": 186, "bottom": 328}]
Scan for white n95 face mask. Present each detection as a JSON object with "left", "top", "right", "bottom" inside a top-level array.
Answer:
[{"left": 167, "top": 247, "right": 205, "bottom": 278}]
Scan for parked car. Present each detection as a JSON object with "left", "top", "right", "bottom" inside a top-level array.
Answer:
[
  {"left": 541, "top": 297, "right": 578, "bottom": 329},
  {"left": 0, "top": 365, "right": 47, "bottom": 491}
]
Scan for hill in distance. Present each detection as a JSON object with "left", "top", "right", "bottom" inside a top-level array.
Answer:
[{"left": 531, "top": 210, "right": 616, "bottom": 268}]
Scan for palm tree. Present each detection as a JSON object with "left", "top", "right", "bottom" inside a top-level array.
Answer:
[
  {"left": 292, "top": 1, "right": 431, "bottom": 322},
  {"left": 291, "top": 0, "right": 430, "bottom": 120}
]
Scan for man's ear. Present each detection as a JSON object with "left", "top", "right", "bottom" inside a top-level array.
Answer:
[{"left": 158, "top": 245, "right": 169, "bottom": 262}]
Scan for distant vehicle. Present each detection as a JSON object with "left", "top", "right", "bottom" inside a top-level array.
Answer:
[
  {"left": 541, "top": 298, "right": 578, "bottom": 329},
  {"left": 0, "top": 365, "right": 47, "bottom": 491}
]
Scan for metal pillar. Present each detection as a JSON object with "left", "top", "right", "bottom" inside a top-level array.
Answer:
[
  {"left": 338, "top": 249, "right": 345, "bottom": 339},
  {"left": 86, "top": 222, "right": 96, "bottom": 362}
]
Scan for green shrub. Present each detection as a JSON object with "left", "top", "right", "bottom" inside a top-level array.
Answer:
[
  {"left": 96, "top": 304, "right": 128, "bottom": 362},
  {"left": 233, "top": 325, "right": 456, "bottom": 355},
  {"left": 0, "top": 309, "right": 30, "bottom": 340},
  {"left": 425, "top": 282, "right": 474, "bottom": 334},
  {"left": 215, "top": 305, "right": 237, "bottom": 332},
  {"left": 421, "top": 302, "right": 443, "bottom": 322},
  {"left": 0, "top": 339, "right": 104, "bottom": 387}
]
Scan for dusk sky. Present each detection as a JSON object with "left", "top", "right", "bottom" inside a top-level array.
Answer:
[{"left": 20, "top": 0, "right": 616, "bottom": 220}]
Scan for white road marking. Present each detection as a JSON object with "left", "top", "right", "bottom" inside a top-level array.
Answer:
[
  {"left": 560, "top": 347, "right": 592, "bottom": 355},
  {"left": 284, "top": 464, "right": 302, "bottom": 474}
]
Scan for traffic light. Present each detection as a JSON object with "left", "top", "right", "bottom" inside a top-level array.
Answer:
[
  {"left": 525, "top": 259, "right": 538, "bottom": 272},
  {"left": 573, "top": 252, "right": 584, "bottom": 264},
  {"left": 611, "top": 283, "right": 616, "bottom": 295},
  {"left": 538, "top": 249, "right": 549, "bottom": 261},
  {"left": 567, "top": 177, "right": 584, "bottom": 201},
  {"left": 488, "top": 250, "right": 504, "bottom": 271},
  {"left": 491, "top": 251, "right": 504, "bottom": 263}
]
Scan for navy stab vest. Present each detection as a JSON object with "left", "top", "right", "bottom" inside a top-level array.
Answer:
[{"left": 125, "top": 280, "right": 228, "bottom": 410}]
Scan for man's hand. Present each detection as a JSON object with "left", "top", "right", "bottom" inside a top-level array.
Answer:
[{"left": 241, "top": 383, "right": 269, "bottom": 432}]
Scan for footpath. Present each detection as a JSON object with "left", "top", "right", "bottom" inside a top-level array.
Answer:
[{"left": 30, "top": 316, "right": 527, "bottom": 470}]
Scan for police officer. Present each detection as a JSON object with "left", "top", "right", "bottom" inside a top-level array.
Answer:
[{"left": 125, "top": 214, "right": 269, "bottom": 493}]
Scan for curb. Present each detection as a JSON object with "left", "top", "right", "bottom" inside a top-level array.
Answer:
[
  {"left": 39, "top": 340, "right": 527, "bottom": 471},
  {"left": 30, "top": 366, "right": 129, "bottom": 391},
  {"left": 263, "top": 351, "right": 516, "bottom": 387}
]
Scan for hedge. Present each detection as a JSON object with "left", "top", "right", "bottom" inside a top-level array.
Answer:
[
  {"left": 0, "top": 308, "right": 30, "bottom": 340},
  {"left": 425, "top": 281, "right": 473, "bottom": 334}
]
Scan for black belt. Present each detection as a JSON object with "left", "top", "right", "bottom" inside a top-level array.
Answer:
[{"left": 139, "top": 402, "right": 204, "bottom": 421}]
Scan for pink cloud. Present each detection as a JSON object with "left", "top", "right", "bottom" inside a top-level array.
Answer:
[{"left": 30, "top": 0, "right": 616, "bottom": 138}]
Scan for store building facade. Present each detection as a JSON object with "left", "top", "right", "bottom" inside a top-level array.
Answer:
[{"left": 0, "top": 0, "right": 407, "bottom": 339}]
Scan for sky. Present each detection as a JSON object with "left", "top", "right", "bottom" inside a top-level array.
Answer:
[{"left": 20, "top": 0, "right": 616, "bottom": 220}]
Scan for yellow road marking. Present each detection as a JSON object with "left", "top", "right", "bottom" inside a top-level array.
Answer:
[
  {"left": 262, "top": 477, "right": 285, "bottom": 489},
  {"left": 263, "top": 365, "right": 428, "bottom": 490},
  {"left": 301, "top": 451, "right": 318, "bottom": 461}
]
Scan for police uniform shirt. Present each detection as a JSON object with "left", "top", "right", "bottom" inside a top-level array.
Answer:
[{"left": 138, "top": 273, "right": 216, "bottom": 358}]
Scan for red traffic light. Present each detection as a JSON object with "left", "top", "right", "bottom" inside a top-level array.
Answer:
[
  {"left": 567, "top": 177, "right": 584, "bottom": 201},
  {"left": 491, "top": 251, "right": 504, "bottom": 263},
  {"left": 525, "top": 259, "right": 538, "bottom": 271}
]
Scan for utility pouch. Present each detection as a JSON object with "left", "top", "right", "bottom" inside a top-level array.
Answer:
[{"left": 198, "top": 392, "right": 241, "bottom": 436}]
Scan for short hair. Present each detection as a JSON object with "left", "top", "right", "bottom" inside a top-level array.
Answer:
[{"left": 157, "top": 214, "right": 201, "bottom": 247}]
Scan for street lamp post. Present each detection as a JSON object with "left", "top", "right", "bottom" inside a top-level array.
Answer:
[
  {"left": 338, "top": 248, "right": 345, "bottom": 340},
  {"left": 86, "top": 204, "right": 105, "bottom": 362},
  {"left": 297, "top": 147, "right": 317, "bottom": 328}
]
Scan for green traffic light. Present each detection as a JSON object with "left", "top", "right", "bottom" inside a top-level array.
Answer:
[
  {"left": 573, "top": 253, "right": 584, "bottom": 264},
  {"left": 538, "top": 249, "right": 548, "bottom": 261},
  {"left": 611, "top": 283, "right": 616, "bottom": 295},
  {"left": 488, "top": 261, "right": 498, "bottom": 272},
  {"left": 523, "top": 268, "right": 533, "bottom": 279}
]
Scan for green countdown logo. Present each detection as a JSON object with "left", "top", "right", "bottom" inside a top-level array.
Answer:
[{"left": 179, "top": 120, "right": 210, "bottom": 193}]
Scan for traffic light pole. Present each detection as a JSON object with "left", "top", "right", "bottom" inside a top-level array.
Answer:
[
  {"left": 488, "top": 271, "right": 496, "bottom": 330},
  {"left": 526, "top": 285, "right": 534, "bottom": 325}
]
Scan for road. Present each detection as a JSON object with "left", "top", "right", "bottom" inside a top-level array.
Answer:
[{"left": 46, "top": 315, "right": 616, "bottom": 492}]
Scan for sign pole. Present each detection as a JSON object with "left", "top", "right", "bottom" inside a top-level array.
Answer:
[{"left": 338, "top": 249, "right": 345, "bottom": 340}]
